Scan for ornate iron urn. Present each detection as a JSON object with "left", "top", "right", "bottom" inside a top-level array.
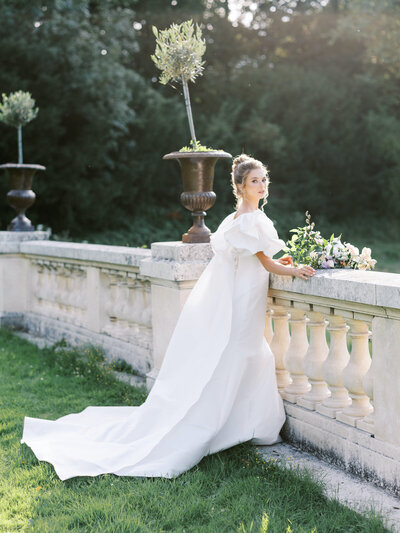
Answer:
[
  {"left": 0, "top": 163, "right": 45, "bottom": 231},
  {"left": 163, "top": 151, "right": 231, "bottom": 243}
]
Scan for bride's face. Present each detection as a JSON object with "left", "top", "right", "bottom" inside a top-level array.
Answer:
[{"left": 241, "top": 168, "right": 268, "bottom": 202}]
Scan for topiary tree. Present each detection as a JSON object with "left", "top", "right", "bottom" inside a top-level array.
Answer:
[
  {"left": 151, "top": 19, "right": 206, "bottom": 148},
  {"left": 0, "top": 91, "right": 38, "bottom": 164}
]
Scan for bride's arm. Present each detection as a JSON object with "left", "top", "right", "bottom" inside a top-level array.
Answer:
[{"left": 255, "top": 252, "right": 315, "bottom": 280}]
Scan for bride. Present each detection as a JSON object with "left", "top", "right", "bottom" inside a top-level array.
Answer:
[{"left": 21, "top": 154, "right": 315, "bottom": 480}]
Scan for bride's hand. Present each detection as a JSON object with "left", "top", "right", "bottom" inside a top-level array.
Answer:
[
  {"left": 277, "top": 256, "right": 293, "bottom": 266},
  {"left": 293, "top": 265, "right": 315, "bottom": 280}
]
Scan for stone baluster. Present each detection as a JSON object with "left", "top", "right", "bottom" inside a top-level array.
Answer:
[
  {"left": 58, "top": 266, "right": 68, "bottom": 315},
  {"left": 136, "top": 285, "right": 146, "bottom": 329},
  {"left": 357, "top": 345, "right": 375, "bottom": 434},
  {"left": 116, "top": 276, "right": 130, "bottom": 338},
  {"left": 40, "top": 265, "right": 50, "bottom": 314},
  {"left": 270, "top": 305, "right": 291, "bottom": 391},
  {"left": 336, "top": 320, "right": 372, "bottom": 427},
  {"left": 281, "top": 308, "right": 310, "bottom": 403},
  {"left": 48, "top": 266, "right": 57, "bottom": 316},
  {"left": 317, "top": 315, "right": 351, "bottom": 418},
  {"left": 297, "top": 311, "right": 330, "bottom": 410},
  {"left": 130, "top": 279, "right": 142, "bottom": 327},
  {"left": 264, "top": 308, "right": 274, "bottom": 345},
  {"left": 128, "top": 281, "right": 140, "bottom": 337},
  {"left": 69, "top": 267, "right": 83, "bottom": 324},
  {"left": 53, "top": 265, "right": 62, "bottom": 307},
  {"left": 103, "top": 271, "right": 119, "bottom": 336},
  {"left": 142, "top": 283, "right": 152, "bottom": 329},
  {"left": 64, "top": 267, "right": 73, "bottom": 308},
  {"left": 31, "top": 261, "right": 42, "bottom": 311}
]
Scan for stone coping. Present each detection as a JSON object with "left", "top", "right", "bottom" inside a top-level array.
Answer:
[
  {"left": 19, "top": 241, "right": 151, "bottom": 268},
  {"left": 151, "top": 241, "right": 213, "bottom": 262},
  {"left": 2, "top": 237, "right": 400, "bottom": 307},
  {"left": 0, "top": 231, "right": 50, "bottom": 243},
  {"left": 270, "top": 269, "right": 400, "bottom": 311}
]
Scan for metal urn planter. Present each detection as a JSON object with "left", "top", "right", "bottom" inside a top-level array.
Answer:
[
  {"left": 0, "top": 163, "right": 45, "bottom": 231},
  {"left": 163, "top": 151, "right": 231, "bottom": 243}
]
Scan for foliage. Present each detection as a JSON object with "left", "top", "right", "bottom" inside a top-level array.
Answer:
[
  {"left": 285, "top": 212, "right": 377, "bottom": 270},
  {"left": 152, "top": 18, "right": 206, "bottom": 146},
  {"left": 42, "top": 341, "right": 117, "bottom": 387},
  {"left": 0, "top": 90, "right": 38, "bottom": 129},
  {"left": 151, "top": 19, "right": 206, "bottom": 85},
  {"left": 179, "top": 139, "right": 223, "bottom": 152},
  {"left": 111, "top": 357, "right": 141, "bottom": 375},
  {"left": 0, "top": 0, "right": 399, "bottom": 244},
  {"left": 0, "top": 329, "right": 390, "bottom": 532},
  {"left": 0, "top": 90, "right": 39, "bottom": 163},
  {"left": 0, "top": 0, "right": 141, "bottom": 229}
]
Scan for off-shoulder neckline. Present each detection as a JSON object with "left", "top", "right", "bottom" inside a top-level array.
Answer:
[{"left": 232, "top": 209, "right": 261, "bottom": 221}]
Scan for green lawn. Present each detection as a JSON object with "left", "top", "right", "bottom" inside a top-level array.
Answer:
[{"left": 0, "top": 330, "right": 392, "bottom": 532}]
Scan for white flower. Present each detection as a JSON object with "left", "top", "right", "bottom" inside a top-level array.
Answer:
[
  {"left": 360, "top": 247, "right": 372, "bottom": 261},
  {"left": 345, "top": 243, "right": 359, "bottom": 258},
  {"left": 310, "top": 251, "right": 318, "bottom": 259},
  {"left": 321, "top": 259, "right": 335, "bottom": 269}
]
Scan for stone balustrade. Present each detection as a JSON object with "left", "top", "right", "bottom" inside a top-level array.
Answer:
[
  {"left": 268, "top": 270, "right": 400, "bottom": 494},
  {"left": 0, "top": 233, "right": 211, "bottom": 379},
  {"left": 1, "top": 232, "right": 400, "bottom": 493}
]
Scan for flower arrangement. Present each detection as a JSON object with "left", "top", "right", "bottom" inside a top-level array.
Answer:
[{"left": 285, "top": 212, "right": 377, "bottom": 271}]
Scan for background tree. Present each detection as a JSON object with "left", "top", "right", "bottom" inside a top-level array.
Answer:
[{"left": 0, "top": 0, "right": 398, "bottom": 250}]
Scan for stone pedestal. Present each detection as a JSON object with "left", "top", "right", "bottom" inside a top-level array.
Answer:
[
  {"left": 140, "top": 241, "right": 213, "bottom": 390},
  {"left": 0, "top": 231, "right": 50, "bottom": 318},
  {"left": 0, "top": 230, "right": 50, "bottom": 253}
]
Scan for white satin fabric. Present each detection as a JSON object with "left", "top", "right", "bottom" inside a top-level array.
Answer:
[{"left": 21, "top": 209, "right": 286, "bottom": 480}]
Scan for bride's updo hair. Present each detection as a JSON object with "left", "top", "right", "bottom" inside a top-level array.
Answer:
[{"left": 231, "top": 154, "right": 270, "bottom": 210}]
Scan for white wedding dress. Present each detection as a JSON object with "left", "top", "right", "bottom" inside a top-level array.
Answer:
[{"left": 21, "top": 209, "right": 286, "bottom": 480}]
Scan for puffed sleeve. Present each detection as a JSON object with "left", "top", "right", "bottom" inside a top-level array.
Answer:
[{"left": 223, "top": 211, "right": 286, "bottom": 257}]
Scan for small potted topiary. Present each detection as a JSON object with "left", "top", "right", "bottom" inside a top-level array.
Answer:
[
  {"left": 0, "top": 90, "right": 45, "bottom": 231},
  {"left": 151, "top": 19, "right": 231, "bottom": 243}
]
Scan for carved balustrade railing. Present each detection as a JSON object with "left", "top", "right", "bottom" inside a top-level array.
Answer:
[
  {"left": 265, "top": 271, "right": 400, "bottom": 492},
  {"left": 266, "top": 269, "right": 400, "bottom": 457},
  {"left": 267, "top": 298, "right": 373, "bottom": 431}
]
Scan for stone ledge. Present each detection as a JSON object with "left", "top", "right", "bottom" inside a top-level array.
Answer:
[
  {"left": 140, "top": 241, "right": 213, "bottom": 282},
  {"left": 140, "top": 256, "right": 209, "bottom": 282},
  {"left": 258, "top": 442, "right": 400, "bottom": 532},
  {"left": 19, "top": 241, "right": 151, "bottom": 268},
  {"left": 151, "top": 241, "right": 213, "bottom": 262},
  {"left": 283, "top": 401, "right": 400, "bottom": 496},
  {"left": 270, "top": 269, "right": 400, "bottom": 311},
  {"left": 0, "top": 230, "right": 50, "bottom": 243},
  {"left": 0, "top": 231, "right": 50, "bottom": 254}
]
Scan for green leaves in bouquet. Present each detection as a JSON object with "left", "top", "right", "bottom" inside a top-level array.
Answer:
[
  {"left": 285, "top": 212, "right": 322, "bottom": 268},
  {"left": 286, "top": 212, "right": 377, "bottom": 270}
]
